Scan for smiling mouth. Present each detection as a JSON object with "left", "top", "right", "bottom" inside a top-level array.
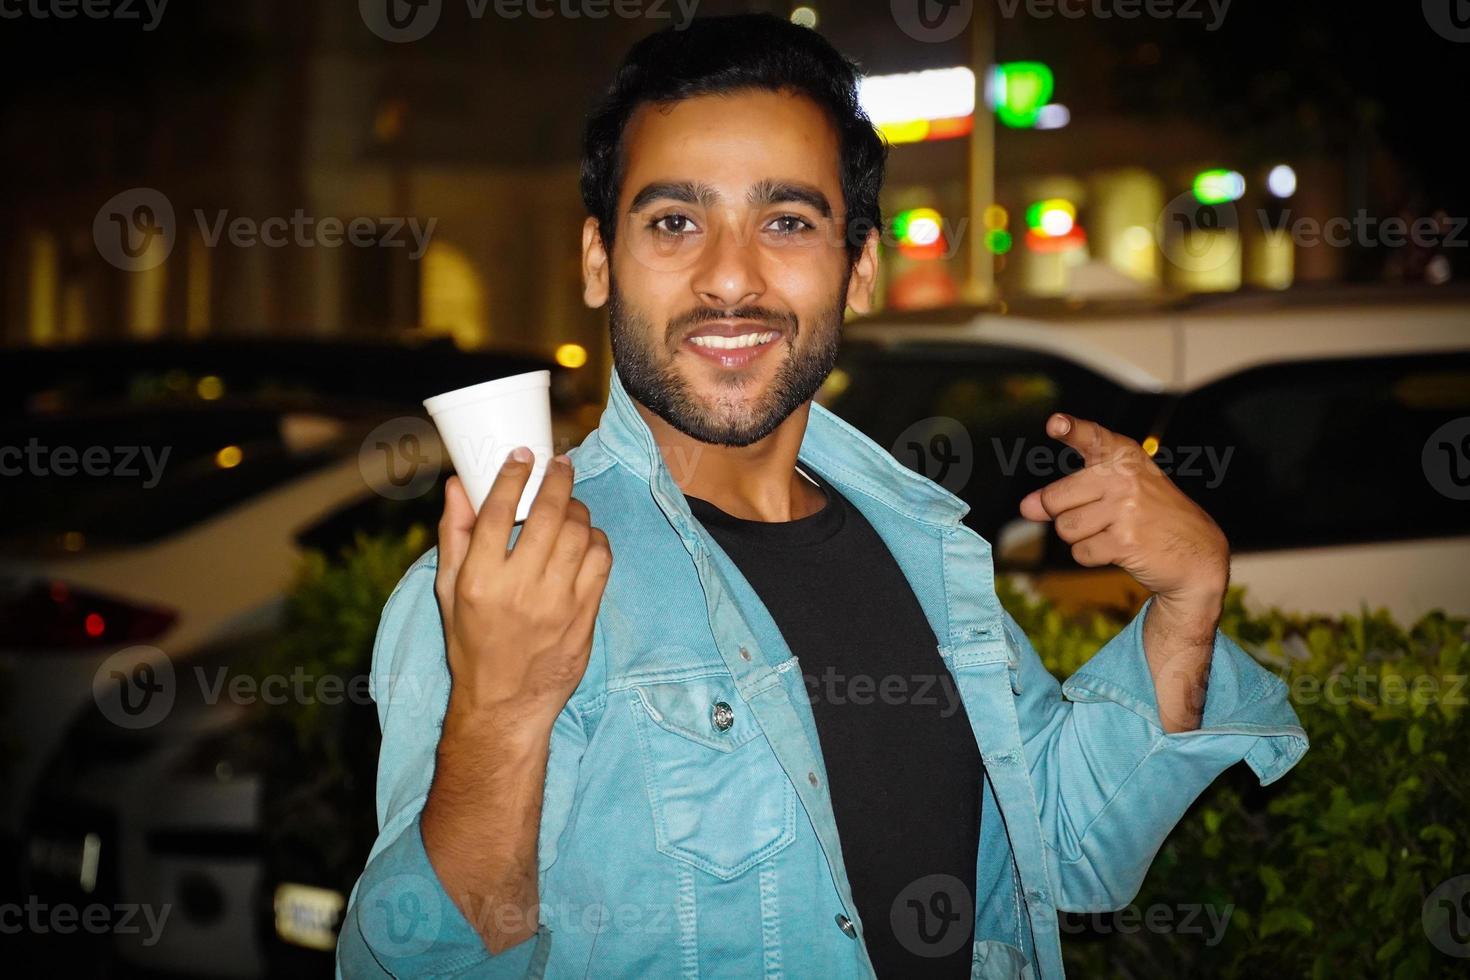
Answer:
[
  {"left": 680, "top": 325, "right": 786, "bottom": 370},
  {"left": 686, "top": 330, "right": 780, "bottom": 350}
]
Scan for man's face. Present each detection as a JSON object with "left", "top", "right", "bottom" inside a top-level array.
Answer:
[{"left": 584, "top": 88, "right": 877, "bottom": 447}]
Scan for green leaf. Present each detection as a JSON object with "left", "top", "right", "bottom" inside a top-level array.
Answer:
[
  {"left": 1260, "top": 908, "right": 1314, "bottom": 938},
  {"left": 1360, "top": 848, "right": 1387, "bottom": 880},
  {"left": 1259, "top": 865, "right": 1285, "bottom": 904}
]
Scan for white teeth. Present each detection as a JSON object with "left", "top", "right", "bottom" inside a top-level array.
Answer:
[{"left": 688, "top": 331, "right": 778, "bottom": 350}]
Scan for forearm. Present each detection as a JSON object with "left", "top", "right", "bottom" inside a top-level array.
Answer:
[
  {"left": 1142, "top": 590, "right": 1223, "bottom": 733},
  {"left": 421, "top": 700, "right": 554, "bottom": 954}
]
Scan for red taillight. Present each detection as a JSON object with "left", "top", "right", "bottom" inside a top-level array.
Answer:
[{"left": 0, "top": 579, "right": 176, "bottom": 650}]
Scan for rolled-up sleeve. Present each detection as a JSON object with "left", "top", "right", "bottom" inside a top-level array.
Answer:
[
  {"left": 336, "top": 549, "right": 580, "bottom": 979},
  {"left": 1008, "top": 595, "right": 1309, "bottom": 914}
]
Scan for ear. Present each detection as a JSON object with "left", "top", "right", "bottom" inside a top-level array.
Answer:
[
  {"left": 582, "top": 216, "right": 610, "bottom": 308},
  {"left": 844, "top": 226, "right": 881, "bottom": 315}
]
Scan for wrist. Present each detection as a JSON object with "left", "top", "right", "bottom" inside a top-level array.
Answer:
[
  {"left": 1149, "top": 587, "right": 1223, "bottom": 642},
  {"left": 443, "top": 691, "right": 558, "bottom": 755}
]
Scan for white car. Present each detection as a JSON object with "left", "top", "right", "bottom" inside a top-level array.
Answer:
[{"left": 830, "top": 287, "right": 1470, "bottom": 623}]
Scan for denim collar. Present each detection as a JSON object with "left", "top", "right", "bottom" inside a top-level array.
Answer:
[{"left": 593, "top": 364, "right": 970, "bottom": 534}]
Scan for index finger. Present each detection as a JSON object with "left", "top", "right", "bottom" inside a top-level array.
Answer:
[
  {"left": 1046, "top": 413, "right": 1126, "bottom": 466},
  {"left": 468, "top": 445, "right": 536, "bottom": 562}
]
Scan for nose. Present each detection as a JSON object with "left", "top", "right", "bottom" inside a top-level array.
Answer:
[{"left": 689, "top": 214, "right": 766, "bottom": 309}]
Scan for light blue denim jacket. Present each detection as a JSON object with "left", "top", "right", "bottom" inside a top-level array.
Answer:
[{"left": 337, "top": 365, "right": 1308, "bottom": 979}]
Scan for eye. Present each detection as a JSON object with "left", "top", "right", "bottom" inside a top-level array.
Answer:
[
  {"left": 766, "top": 214, "right": 816, "bottom": 236},
  {"left": 649, "top": 213, "right": 697, "bottom": 237}
]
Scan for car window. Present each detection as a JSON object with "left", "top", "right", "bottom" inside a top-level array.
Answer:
[
  {"left": 824, "top": 343, "right": 1155, "bottom": 546},
  {"left": 1160, "top": 353, "right": 1470, "bottom": 551},
  {"left": 0, "top": 408, "right": 346, "bottom": 555}
]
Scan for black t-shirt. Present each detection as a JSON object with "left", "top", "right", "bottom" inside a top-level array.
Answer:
[{"left": 685, "top": 465, "right": 983, "bottom": 978}]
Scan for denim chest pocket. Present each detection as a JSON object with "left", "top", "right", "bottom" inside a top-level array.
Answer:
[{"left": 629, "top": 674, "right": 797, "bottom": 880}]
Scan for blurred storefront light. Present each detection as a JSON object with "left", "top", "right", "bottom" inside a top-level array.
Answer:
[
  {"left": 789, "top": 5, "right": 817, "bottom": 27},
  {"left": 987, "top": 62, "right": 1055, "bottom": 129},
  {"left": 1193, "top": 169, "right": 1246, "bottom": 205},
  {"left": 859, "top": 67, "right": 975, "bottom": 145},
  {"left": 555, "top": 342, "right": 588, "bottom": 369},
  {"left": 1034, "top": 104, "right": 1070, "bottom": 130},
  {"left": 1267, "top": 164, "right": 1297, "bottom": 198}
]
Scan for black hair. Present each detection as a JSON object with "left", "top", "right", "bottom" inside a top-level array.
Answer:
[{"left": 580, "top": 13, "right": 888, "bottom": 267}]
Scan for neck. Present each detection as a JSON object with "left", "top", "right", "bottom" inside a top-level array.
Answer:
[{"left": 631, "top": 399, "right": 826, "bottom": 522}]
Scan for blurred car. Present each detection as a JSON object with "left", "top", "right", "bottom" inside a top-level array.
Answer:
[
  {"left": 5, "top": 340, "right": 585, "bottom": 977},
  {"left": 830, "top": 288, "right": 1470, "bottom": 622}
]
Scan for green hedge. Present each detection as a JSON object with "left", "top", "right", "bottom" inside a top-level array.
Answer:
[
  {"left": 998, "top": 579, "right": 1470, "bottom": 978},
  {"left": 273, "top": 529, "right": 1469, "bottom": 977}
]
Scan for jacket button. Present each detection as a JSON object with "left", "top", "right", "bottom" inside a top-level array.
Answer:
[
  {"left": 711, "top": 701, "right": 734, "bottom": 732},
  {"left": 808, "top": 771, "right": 820, "bottom": 787},
  {"left": 739, "top": 646, "right": 752, "bottom": 661},
  {"left": 835, "top": 913, "right": 857, "bottom": 938}
]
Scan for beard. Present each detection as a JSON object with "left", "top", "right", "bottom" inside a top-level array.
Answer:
[{"left": 607, "top": 274, "right": 848, "bottom": 448}]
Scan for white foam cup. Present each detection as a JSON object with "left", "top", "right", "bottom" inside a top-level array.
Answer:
[{"left": 422, "top": 370, "right": 554, "bottom": 522}]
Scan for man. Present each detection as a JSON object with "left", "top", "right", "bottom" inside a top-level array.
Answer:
[{"left": 338, "top": 14, "right": 1306, "bottom": 979}]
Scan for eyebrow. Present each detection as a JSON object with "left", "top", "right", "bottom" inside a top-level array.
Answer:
[{"left": 627, "top": 179, "right": 833, "bottom": 219}]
